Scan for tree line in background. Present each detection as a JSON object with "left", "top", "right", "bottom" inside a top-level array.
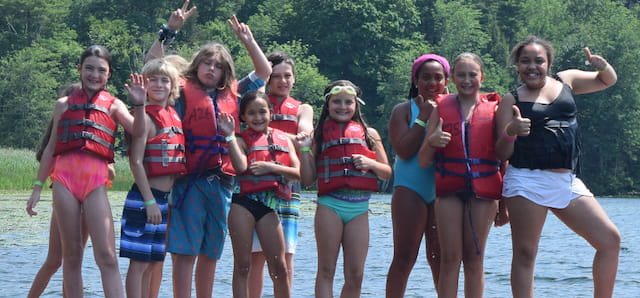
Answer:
[{"left": 1, "top": 0, "right": 639, "bottom": 195}]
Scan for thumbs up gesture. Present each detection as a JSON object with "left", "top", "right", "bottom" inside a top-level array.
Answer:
[
  {"left": 584, "top": 47, "right": 608, "bottom": 72},
  {"left": 427, "top": 117, "right": 451, "bottom": 148},
  {"left": 507, "top": 105, "right": 531, "bottom": 137}
]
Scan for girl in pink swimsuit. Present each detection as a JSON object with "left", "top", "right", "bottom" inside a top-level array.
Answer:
[{"left": 27, "top": 45, "right": 147, "bottom": 297}]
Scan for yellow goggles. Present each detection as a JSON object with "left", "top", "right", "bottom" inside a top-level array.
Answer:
[{"left": 324, "top": 85, "right": 366, "bottom": 105}]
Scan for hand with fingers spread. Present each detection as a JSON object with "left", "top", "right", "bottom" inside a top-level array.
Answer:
[
  {"left": 217, "top": 112, "right": 236, "bottom": 136},
  {"left": 125, "top": 73, "right": 147, "bottom": 106},
  {"left": 506, "top": 105, "right": 531, "bottom": 137},
  {"left": 415, "top": 94, "right": 437, "bottom": 121},
  {"left": 427, "top": 117, "right": 451, "bottom": 148},
  {"left": 227, "top": 15, "right": 255, "bottom": 44},
  {"left": 584, "top": 47, "right": 609, "bottom": 72},
  {"left": 167, "top": 0, "right": 197, "bottom": 31}
]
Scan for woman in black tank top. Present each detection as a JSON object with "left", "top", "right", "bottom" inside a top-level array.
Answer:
[{"left": 495, "top": 36, "right": 620, "bottom": 298}]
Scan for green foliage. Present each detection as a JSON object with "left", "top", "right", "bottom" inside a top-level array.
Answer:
[{"left": 2, "top": 0, "right": 640, "bottom": 195}]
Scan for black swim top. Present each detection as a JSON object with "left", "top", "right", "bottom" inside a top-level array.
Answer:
[{"left": 509, "top": 82, "right": 580, "bottom": 171}]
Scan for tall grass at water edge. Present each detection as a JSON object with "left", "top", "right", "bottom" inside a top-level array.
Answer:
[{"left": 0, "top": 147, "right": 134, "bottom": 192}]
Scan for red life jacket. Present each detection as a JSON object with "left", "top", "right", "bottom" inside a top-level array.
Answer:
[
  {"left": 237, "top": 128, "right": 292, "bottom": 200},
  {"left": 268, "top": 94, "right": 300, "bottom": 134},
  {"left": 316, "top": 120, "right": 378, "bottom": 196},
  {"left": 181, "top": 78, "right": 239, "bottom": 175},
  {"left": 143, "top": 105, "right": 187, "bottom": 178},
  {"left": 435, "top": 93, "right": 502, "bottom": 200},
  {"left": 54, "top": 89, "right": 117, "bottom": 162}
]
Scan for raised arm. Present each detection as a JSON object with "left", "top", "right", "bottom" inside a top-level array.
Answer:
[
  {"left": 114, "top": 73, "right": 147, "bottom": 137},
  {"left": 557, "top": 47, "right": 617, "bottom": 95},
  {"left": 146, "top": 0, "right": 197, "bottom": 62},
  {"left": 417, "top": 108, "right": 449, "bottom": 168},
  {"left": 227, "top": 15, "right": 271, "bottom": 82}
]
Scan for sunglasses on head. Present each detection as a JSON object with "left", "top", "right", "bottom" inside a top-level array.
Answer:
[{"left": 324, "top": 85, "right": 366, "bottom": 105}]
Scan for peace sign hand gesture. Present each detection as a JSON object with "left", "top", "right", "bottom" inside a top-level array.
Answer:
[
  {"left": 167, "top": 0, "right": 197, "bottom": 31},
  {"left": 227, "top": 15, "right": 255, "bottom": 44}
]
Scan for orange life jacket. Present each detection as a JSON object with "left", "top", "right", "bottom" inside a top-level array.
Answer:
[
  {"left": 237, "top": 128, "right": 292, "bottom": 200},
  {"left": 181, "top": 79, "right": 239, "bottom": 175},
  {"left": 143, "top": 105, "right": 186, "bottom": 178},
  {"left": 435, "top": 93, "right": 502, "bottom": 200},
  {"left": 54, "top": 89, "right": 117, "bottom": 162},
  {"left": 316, "top": 120, "right": 378, "bottom": 196}
]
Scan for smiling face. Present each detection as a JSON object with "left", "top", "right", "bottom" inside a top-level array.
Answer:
[
  {"left": 146, "top": 74, "right": 172, "bottom": 105},
  {"left": 516, "top": 43, "right": 550, "bottom": 89},
  {"left": 78, "top": 56, "right": 110, "bottom": 96},
  {"left": 242, "top": 97, "right": 272, "bottom": 133},
  {"left": 196, "top": 54, "right": 225, "bottom": 90},
  {"left": 414, "top": 60, "right": 448, "bottom": 100},
  {"left": 268, "top": 63, "right": 295, "bottom": 98},
  {"left": 452, "top": 58, "right": 484, "bottom": 99},
  {"left": 327, "top": 91, "right": 357, "bottom": 123}
]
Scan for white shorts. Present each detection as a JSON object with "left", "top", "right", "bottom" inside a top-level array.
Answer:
[{"left": 502, "top": 165, "right": 593, "bottom": 209}]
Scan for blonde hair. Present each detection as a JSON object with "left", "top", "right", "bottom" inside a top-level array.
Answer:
[
  {"left": 141, "top": 58, "right": 181, "bottom": 105},
  {"left": 165, "top": 54, "right": 189, "bottom": 73}
]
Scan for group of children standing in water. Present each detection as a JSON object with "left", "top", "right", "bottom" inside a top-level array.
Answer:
[{"left": 25, "top": 1, "right": 621, "bottom": 297}]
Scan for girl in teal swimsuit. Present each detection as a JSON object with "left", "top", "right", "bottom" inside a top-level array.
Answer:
[{"left": 298, "top": 80, "right": 392, "bottom": 298}]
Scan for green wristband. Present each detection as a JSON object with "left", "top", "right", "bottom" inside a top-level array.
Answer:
[
  {"left": 144, "top": 199, "right": 157, "bottom": 206},
  {"left": 414, "top": 118, "right": 427, "bottom": 128},
  {"left": 33, "top": 180, "right": 44, "bottom": 187},
  {"left": 300, "top": 147, "right": 312, "bottom": 153}
]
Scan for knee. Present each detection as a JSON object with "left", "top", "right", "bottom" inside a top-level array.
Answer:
[
  {"left": 235, "top": 261, "right": 251, "bottom": 278},
  {"left": 512, "top": 244, "right": 538, "bottom": 266},
  {"left": 94, "top": 250, "right": 118, "bottom": 268},
  {"left": 440, "top": 250, "right": 462, "bottom": 266},
  {"left": 390, "top": 252, "right": 418, "bottom": 273},
  {"left": 344, "top": 268, "right": 364, "bottom": 288},
  {"left": 317, "top": 263, "right": 336, "bottom": 280},
  {"left": 462, "top": 254, "right": 484, "bottom": 275},
  {"left": 268, "top": 262, "right": 289, "bottom": 282},
  {"left": 42, "top": 257, "right": 63, "bottom": 272},
  {"left": 595, "top": 226, "right": 621, "bottom": 253}
]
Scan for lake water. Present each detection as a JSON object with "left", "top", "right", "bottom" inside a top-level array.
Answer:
[{"left": 1, "top": 192, "right": 638, "bottom": 297}]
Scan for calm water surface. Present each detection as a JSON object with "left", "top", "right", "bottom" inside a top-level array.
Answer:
[{"left": 1, "top": 193, "right": 638, "bottom": 297}]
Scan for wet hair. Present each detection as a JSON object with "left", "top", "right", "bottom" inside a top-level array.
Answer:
[
  {"left": 185, "top": 42, "right": 236, "bottom": 91},
  {"left": 509, "top": 36, "right": 555, "bottom": 68},
  {"left": 451, "top": 52, "right": 485, "bottom": 74},
  {"left": 141, "top": 58, "right": 181, "bottom": 104},
  {"left": 79, "top": 45, "right": 113, "bottom": 72},
  {"left": 408, "top": 54, "right": 450, "bottom": 99},
  {"left": 267, "top": 51, "right": 296, "bottom": 76},
  {"left": 36, "top": 82, "right": 82, "bottom": 161},
  {"left": 313, "top": 80, "right": 375, "bottom": 156},
  {"left": 239, "top": 90, "right": 272, "bottom": 122}
]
